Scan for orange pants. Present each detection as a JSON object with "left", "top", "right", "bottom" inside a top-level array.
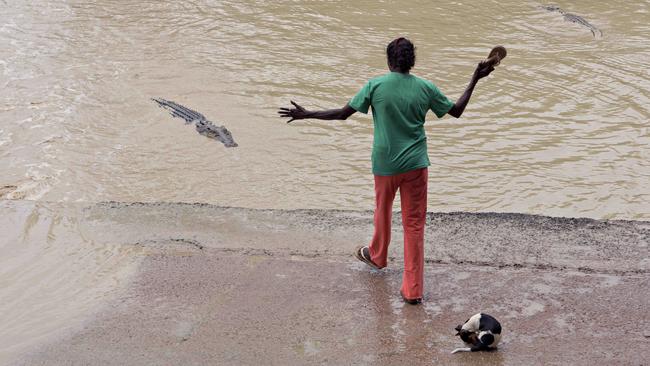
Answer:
[{"left": 368, "top": 167, "right": 428, "bottom": 300}]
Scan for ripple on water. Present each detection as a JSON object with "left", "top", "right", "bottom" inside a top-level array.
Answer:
[{"left": 0, "top": 0, "right": 649, "bottom": 219}]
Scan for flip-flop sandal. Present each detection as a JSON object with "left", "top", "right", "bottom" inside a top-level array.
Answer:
[
  {"left": 400, "top": 289, "right": 422, "bottom": 305},
  {"left": 354, "top": 246, "right": 380, "bottom": 269},
  {"left": 485, "top": 45, "right": 507, "bottom": 67}
]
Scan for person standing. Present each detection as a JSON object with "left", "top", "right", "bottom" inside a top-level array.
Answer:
[{"left": 278, "top": 37, "right": 494, "bottom": 304}]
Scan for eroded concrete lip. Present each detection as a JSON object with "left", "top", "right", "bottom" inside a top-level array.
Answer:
[{"left": 84, "top": 200, "right": 649, "bottom": 275}]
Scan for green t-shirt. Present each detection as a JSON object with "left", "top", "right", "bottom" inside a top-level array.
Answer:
[{"left": 349, "top": 72, "right": 454, "bottom": 176}]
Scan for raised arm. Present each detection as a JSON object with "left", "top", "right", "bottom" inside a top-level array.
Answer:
[
  {"left": 447, "top": 62, "right": 494, "bottom": 118},
  {"left": 278, "top": 101, "right": 357, "bottom": 123}
]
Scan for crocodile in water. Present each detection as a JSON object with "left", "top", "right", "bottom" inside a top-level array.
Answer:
[
  {"left": 153, "top": 98, "right": 237, "bottom": 147},
  {"left": 542, "top": 5, "right": 602, "bottom": 38}
]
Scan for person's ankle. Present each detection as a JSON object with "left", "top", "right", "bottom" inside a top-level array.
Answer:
[{"left": 400, "top": 290, "right": 422, "bottom": 305}]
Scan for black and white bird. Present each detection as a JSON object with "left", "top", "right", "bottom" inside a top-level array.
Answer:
[{"left": 452, "top": 313, "right": 502, "bottom": 354}]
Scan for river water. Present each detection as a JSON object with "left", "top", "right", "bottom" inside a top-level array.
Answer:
[
  {"left": 1, "top": 0, "right": 650, "bottom": 219},
  {"left": 1, "top": 1, "right": 649, "bottom": 362}
]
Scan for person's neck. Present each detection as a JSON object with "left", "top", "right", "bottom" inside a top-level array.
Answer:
[{"left": 390, "top": 69, "right": 409, "bottom": 74}]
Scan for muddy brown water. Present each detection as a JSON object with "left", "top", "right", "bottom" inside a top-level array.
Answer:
[
  {"left": 1, "top": 0, "right": 649, "bottom": 219},
  {"left": 1, "top": 0, "right": 649, "bottom": 364}
]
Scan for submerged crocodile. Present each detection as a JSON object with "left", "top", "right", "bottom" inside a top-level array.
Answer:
[
  {"left": 153, "top": 98, "right": 237, "bottom": 147},
  {"left": 542, "top": 5, "right": 603, "bottom": 38}
]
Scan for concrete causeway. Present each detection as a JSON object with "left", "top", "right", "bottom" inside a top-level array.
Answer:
[{"left": 2, "top": 201, "right": 648, "bottom": 365}]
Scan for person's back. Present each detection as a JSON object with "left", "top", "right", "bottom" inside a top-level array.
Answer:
[{"left": 350, "top": 72, "right": 453, "bottom": 176}]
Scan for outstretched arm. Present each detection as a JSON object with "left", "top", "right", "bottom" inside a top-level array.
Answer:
[
  {"left": 278, "top": 101, "right": 357, "bottom": 123},
  {"left": 447, "top": 62, "right": 495, "bottom": 118}
]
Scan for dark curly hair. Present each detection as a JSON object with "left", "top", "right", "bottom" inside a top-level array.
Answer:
[{"left": 386, "top": 37, "right": 415, "bottom": 72}]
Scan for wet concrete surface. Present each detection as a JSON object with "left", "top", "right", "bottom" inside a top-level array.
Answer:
[
  {"left": 21, "top": 251, "right": 648, "bottom": 365},
  {"left": 2, "top": 201, "right": 649, "bottom": 365}
]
